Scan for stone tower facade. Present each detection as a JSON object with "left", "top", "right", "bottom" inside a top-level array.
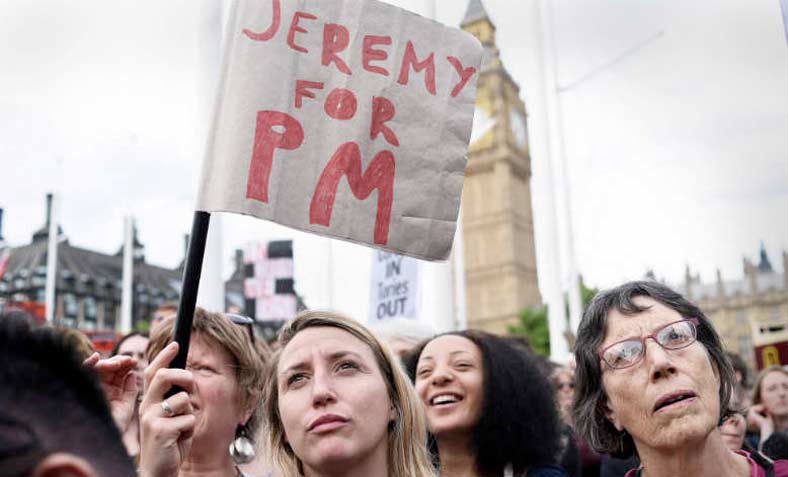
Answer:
[
  {"left": 460, "top": 0, "right": 541, "bottom": 333},
  {"left": 679, "top": 245, "right": 788, "bottom": 371}
]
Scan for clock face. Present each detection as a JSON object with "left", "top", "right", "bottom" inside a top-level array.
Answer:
[
  {"left": 470, "top": 106, "right": 495, "bottom": 145},
  {"left": 510, "top": 109, "right": 528, "bottom": 149}
]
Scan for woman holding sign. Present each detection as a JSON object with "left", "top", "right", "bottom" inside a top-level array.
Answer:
[
  {"left": 137, "top": 309, "right": 269, "bottom": 477},
  {"left": 262, "top": 310, "right": 436, "bottom": 477},
  {"left": 407, "top": 330, "right": 566, "bottom": 477}
]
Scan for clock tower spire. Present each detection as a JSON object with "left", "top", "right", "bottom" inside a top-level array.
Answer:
[{"left": 460, "top": 0, "right": 541, "bottom": 333}]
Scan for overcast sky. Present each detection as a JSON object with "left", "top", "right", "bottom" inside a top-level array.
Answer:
[{"left": 1, "top": 0, "right": 786, "bottom": 322}]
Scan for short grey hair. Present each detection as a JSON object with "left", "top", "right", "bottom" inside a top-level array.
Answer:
[{"left": 571, "top": 281, "right": 735, "bottom": 458}]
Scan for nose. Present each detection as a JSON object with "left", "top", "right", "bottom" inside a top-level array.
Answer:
[
  {"left": 311, "top": 370, "right": 337, "bottom": 407},
  {"left": 431, "top": 366, "right": 454, "bottom": 386},
  {"left": 644, "top": 338, "right": 676, "bottom": 381}
]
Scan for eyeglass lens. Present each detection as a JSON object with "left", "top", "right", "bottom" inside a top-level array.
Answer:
[{"left": 602, "top": 320, "right": 696, "bottom": 369}]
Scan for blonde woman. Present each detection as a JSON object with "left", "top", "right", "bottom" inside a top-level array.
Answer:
[
  {"left": 264, "top": 311, "right": 437, "bottom": 477},
  {"left": 138, "top": 309, "right": 269, "bottom": 477}
]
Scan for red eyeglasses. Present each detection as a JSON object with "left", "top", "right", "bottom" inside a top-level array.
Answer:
[{"left": 598, "top": 318, "right": 700, "bottom": 370}]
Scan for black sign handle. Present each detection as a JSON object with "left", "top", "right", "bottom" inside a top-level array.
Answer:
[{"left": 165, "top": 211, "right": 210, "bottom": 396}]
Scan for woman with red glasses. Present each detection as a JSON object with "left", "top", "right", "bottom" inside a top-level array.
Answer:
[{"left": 572, "top": 281, "right": 788, "bottom": 477}]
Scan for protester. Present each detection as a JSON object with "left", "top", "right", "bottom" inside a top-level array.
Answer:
[
  {"left": 137, "top": 308, "right": 268, "bottom": 477},
  {"left": 761, "top": 431, "right": 788, "bottom": 461},
  {"left": 720, "top": 411, "right": 748, "bottom": 452},
  {"left": 0, "top": 312, "right": 136, "bottom": 477},
  {"left": 553, "top": 366, "right": 575, "bottom": 425},
  {"left": 111, "top": 331, "right": 149, "bottom": 461},
  {"left": 408, "top": 330, "right": 566, "bottom": 477},
  {"left": 747, "top": 365, "right": 788, "bottom": 455},
  {"left": 572, "top": 281, "right": 788, "bottom": 476},
  {"left": 58, "top": 326, "right": 96, "bottom": 360},
  {"left": 263, "top": 310, "right": 436, "bottom": 477},
  {"left": 150, "top": 302, "right": 178, "bottom": 333},
  {"left": 726, "top": 351, "right": 753, "bottom": 408},
  {"left": 552, "top": 366, "right": 589, "bottom": 477}
]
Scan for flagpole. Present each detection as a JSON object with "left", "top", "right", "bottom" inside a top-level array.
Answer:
[
  {"left": 534, "top": 0, "right": 570, "bottom": 362},
  {"left": 195, "top": 0, "right": 227, "bottom": 313},
  {"left": 44, "top": 193, "right": 59, "bottom": 326},
  {"left": 120, "top": 216, "right": 134, "bottom": 334},
  {"left": 452, "top": 206, "right": 467, "bottom": 330},
  {"left": 540, "top": 0, "right": 583, "bottom": 338},
  {"left": 170, "top": 211, "right": 211, "bottom": 371}
]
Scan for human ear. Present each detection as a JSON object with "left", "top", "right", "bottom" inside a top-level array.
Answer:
[
  {"left": 32, "top": 453, "right": 96, "bottom": 477},
  {"left": 603, "top": 398, "right": 624, "bottom": 432},
  {"left": 240, "top": 404, "right": 255, "bottom": 427}
]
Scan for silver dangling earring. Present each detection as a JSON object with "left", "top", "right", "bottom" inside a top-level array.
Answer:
[{"left": 229, "top": 424, "right": 256, "bottom": 465}]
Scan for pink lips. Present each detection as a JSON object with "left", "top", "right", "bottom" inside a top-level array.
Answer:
[
  {"left": 653, "top": 389, "right": 697, "bottom": 413},
  {"left": 308, "top": 414, "right": 349, "bottom": 433}
]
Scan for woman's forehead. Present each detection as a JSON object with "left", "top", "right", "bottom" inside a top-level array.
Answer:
[
  {"left": 119, "top": 334, "right": 148, "bottom": 352},
  {"left": 190, "top": 332, "right": 234, "bottom": 364},
  {"left": 763, "top": 370, "right": 788, "bottom": 386},
  {"left": 279, "top": 326, "right": 374, "bottom": 367},
  {"left": 602, "top": 297, "right": 683, "bottom": 343},
  {"left": 419, "top": 334, "right": 480, "bottom": 361}
]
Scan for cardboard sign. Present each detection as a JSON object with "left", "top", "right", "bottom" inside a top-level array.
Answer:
[
  {"left": 196, "top": 0, "right": 483, "bottom": 261},
  {"left": 243, "top": 240, "right": 296, "bottom": 321},
  {"left": 368, "top": 251, "right": 419, "bottom": 323}
]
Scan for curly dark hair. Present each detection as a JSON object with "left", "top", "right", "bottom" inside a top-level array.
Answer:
[
  {"left": 406, "top": 330, "right": 561, "bottom": 475},
  {"left": 571, "top": 281, "right": 735, "bottom": 458}
]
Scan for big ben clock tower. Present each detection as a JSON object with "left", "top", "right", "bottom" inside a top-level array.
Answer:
[{"left": 460, "top": 0, "right": 541, "bottom": 333}]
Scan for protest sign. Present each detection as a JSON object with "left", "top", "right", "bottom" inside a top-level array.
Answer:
[
  {"left": 243, "top": 240, "right": 296, "bottom": 321},
  {"left": 368, "top": 251, "right": 419, "bottom": 323},
  {"left": 196, "top": 0, "right": 483, "bottom": 261}
]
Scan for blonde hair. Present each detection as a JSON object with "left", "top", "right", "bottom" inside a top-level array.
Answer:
[
  {"left": 264, "top": 311, "right": 436, "bottom": 477},
  {"left": 147, "top": 307, "right": 269, "bottom": 437}
]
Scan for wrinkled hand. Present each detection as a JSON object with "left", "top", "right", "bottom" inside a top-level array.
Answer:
[
  {"left": 84, "top": 352, "right": 138, "bottom": 434},
  {"left": 139, "top": 342, "right": 196, "bottom": 477}
]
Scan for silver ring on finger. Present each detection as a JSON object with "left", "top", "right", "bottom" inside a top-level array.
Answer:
[{"left": 161, "top": 399, "right": 175, "bottom": 417}]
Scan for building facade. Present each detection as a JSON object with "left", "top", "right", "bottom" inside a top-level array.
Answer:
[
  {"left": 460, "top": 0, "right": 542, "bottom": 333},
  {"left": 678, "top": 245, "right": 788, "bottom": 371},
  {"left": 0, "top": 195, "right": 182, "bottom": 331}
]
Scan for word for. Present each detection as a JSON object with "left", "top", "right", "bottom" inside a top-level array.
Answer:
[
  {"left": 245, "top": 87, "right": 396, "bottom": 245},
  {"left": 243, "top": 0, "right": 477, "bottom": 98}
]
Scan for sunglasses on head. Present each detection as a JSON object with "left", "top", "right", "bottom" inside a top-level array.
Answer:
[{"left": 226, "top": 313, "right": 256, "bottom": 346}]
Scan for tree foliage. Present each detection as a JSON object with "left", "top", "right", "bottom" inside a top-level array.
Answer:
[
  {"left": 507, "top": 282, "right": 599, "bottom": 357},
  {"left": 507, "top": 304, "right": 550, "bottom": 356}
]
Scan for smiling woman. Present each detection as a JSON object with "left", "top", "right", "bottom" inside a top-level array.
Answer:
[
  {"left": 572, "top": 281, "right": 788, "bottom": 477},
  {"left": 406, "top": 330, "right": 565, "bottom": 477},
  {"left": 263, "top": 310, "right": 436, "bottom": 477}
]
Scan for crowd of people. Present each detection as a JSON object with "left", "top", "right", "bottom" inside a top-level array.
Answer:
[{"left": 1, "top": 280, "right": 786, "bottom": 477}]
